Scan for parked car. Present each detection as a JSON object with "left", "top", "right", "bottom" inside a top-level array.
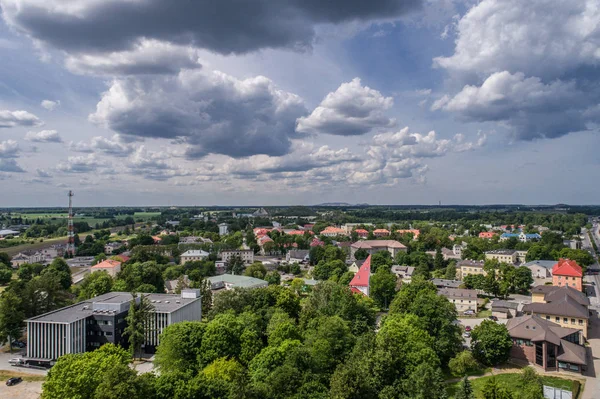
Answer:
[
  {"left": 465, "top": 326, "right": 472, "bottom": 332},
  {"left": 6, "top": 377, "right": 22, "bottom": 386},
  {"left": 463, "top": 309, "right": 475, "bottom": 315},
  {"left": 463, "top": 332, "right": 471, "bottom": 338},
  {"left": 488, "top": 315, "right": 498, "bottom": 321},
  {"left": 11, "top": 341, "right": 26, "bottom": 348}
]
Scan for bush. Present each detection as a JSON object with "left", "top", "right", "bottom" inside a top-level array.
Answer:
[{"left": 449, "top": 351, "right": 479, "bottom": 376}]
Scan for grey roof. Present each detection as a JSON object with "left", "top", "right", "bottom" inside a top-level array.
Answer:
[
  {"left": 522, "top": 260, "right": 556, "bottom": 269},
  {"left": 491, "top": 300, "right": 519, "bottom": 310},
  {"left": 288, "top": 250, "right": 309, "bottom": 259},
  {"left": 523, "top": 295, "right": 589, "bottom": 319},
  {"left": 431, "top": 278, "right": 461, "bottom": 288},
  {"left": 207, "top": 274, "right": 268, "bottom": 289},
  {"left": 437, "top": 288, "right": 477, "bottom": 300},
  {"left": 557, "top": 339, "right": 587, "bottom": 365},
  {"left": 485, "top": 249, "right": 517, "bottom": 255},
  {"left": 26, "top": 292, "right": 200, "bottom": 324},
  {"left": 457, "top": 260, "right": 485, "bottom": 268},
  {"left": 531, "top": 285, "right": 589, "bottom": 307},
  {"left": 506, "top": 315, "right": 581, "bottom": 346},
  {"left": 181, "top": 249, "right": 209, "bottom": 257}
]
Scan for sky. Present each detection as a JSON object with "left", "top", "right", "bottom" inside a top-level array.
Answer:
[{"left": 0, "top": 0, "right": 599, "bottom": 207}]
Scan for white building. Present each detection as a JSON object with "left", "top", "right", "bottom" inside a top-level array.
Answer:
[
  {"left": 180, "top": 250, "right": 210, "bottom": 264},
  {"left": 221, "top": 249, "right": 254, "bottom": 265},
  {"left": 218, "top": 223, "right": 229, "bottom": 236}
]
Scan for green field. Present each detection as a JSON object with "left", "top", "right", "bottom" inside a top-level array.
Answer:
[
  {"left": 7, "top": 211, "right": 160, "bottom": 225},
  {"left": 446, "top": 373, "right": 580, "bottom": 398}
]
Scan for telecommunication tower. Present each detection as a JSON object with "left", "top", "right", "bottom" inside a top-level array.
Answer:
[{"left": 66, "top": 190, "right": 76, "bottom": 257}]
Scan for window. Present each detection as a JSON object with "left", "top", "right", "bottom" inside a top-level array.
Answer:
[
  {"left": 569, "top": 364, "right": 580, "bottom": 371},
  {"left": 546, "top": 316, "right": 550, "bottom": 320},
  {"left": 571, "top": 319, "right": 576, "bottom": 325},
  {"left": 105, "top": 332, "right": 113, "bottom": 336},
  {"left": 563, "top": 318, "right": 568, "bottom": 323},
  {"left": 558, "top": 362, "right": 567, "bottom": 369},
  {"left": 579, "top": 320, "right": 584, "bottom": 326}
]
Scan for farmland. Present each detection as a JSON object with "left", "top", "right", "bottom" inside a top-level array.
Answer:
[{"left": 6, "top": 211, "right": 160, "bottom": 225}]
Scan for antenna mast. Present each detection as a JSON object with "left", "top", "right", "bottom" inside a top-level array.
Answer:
[{"left": 67, "top": 190, "right": 76, "bottom": 257}]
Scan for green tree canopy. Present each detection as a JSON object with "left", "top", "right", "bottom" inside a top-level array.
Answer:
[{"left": 471, "top": 320, "right": 512, "bottom": 366}]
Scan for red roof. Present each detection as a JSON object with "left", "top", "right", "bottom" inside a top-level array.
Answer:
[
  {"left": 349, "top": 255, "right": 371, "bottom": 288},
  {"left": 479, "top": 232, "right": 497, "bottom": 238},
  {"left": 354, "top": 229, "right": 368, "bottom": 233},
  {"left": 91, "top": 259, "right": 121, "bottom": 269},
  {"left": 552, "top": 259, "right": 583, "bottom": 277},
  {"left": 310, "top": 237, "right": 324, "bottom": 247},
  {"left": 350, "top": 287, "right": 363, "bottom": 294},
  {"left": 114, "top": 255, "right": 130, "bottom": 262}
]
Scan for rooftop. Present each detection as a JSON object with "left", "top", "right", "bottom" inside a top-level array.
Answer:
[
  {"left": 552, "top": 258, "right": 583, "bottom": 277},
  {"left": 437, "top": 287, "right": 478, "bottom": 299},
  {"left": 207, "top": 274, "right": 267, "bottom": 289},
  {"left": 349, "top": 255, "right": 371, "bottom": 288},
  {"left": 485, "top": 249, "right": 517, "bottom": 255},
  {"left": 523, "top": 294, "right": 589, "bottom": 319},
  {"left": 507, "top": 314, "right": 581, "bottom": 346},
  {"left": 90, "top": 259, "right": 121, "bottom": 269},
  {"left": 522, "top": 260, "right": 557, "bottom": 269},
  {"left": 457, "top": 259, "right": 485, "bottom": 268},
  {"left": 351, "top": 240, "right": 406, "bottom": 250},
  {"left": 181, "top": 249, "right": 209, "bottom": 257},
  {"left": 27, "top": 291, "right": 200, "bottom": 324}
]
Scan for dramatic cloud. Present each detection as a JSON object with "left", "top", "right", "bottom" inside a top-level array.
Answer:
[
  {"left": 434, "top": 0, "right": 600, "bottom": 80},
  {"left": 296, "top": 78, "right": 395, "bottom": 136},
  {"left": 0, "top": 109, "right": 42, "bottom": 128},
  {"left": 40, "top": 100, "right": 60, "bottom": 111},
  {"left": 1, "top": 0, "right": 422, "bottom": 55},
  {"left": 25, "top": 129, "right": 63, "bottom": 143},
  {"left": 89, "top": 69, "right": 307, "bottom": 158},
  {"left": 433, "top": 0, "right": 600, "bottom": 141},
  {"left": 65, "top": 40, "right": 203, "bottom": 76}
]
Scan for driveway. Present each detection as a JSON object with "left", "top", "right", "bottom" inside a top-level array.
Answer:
[{"left": 0, "top": 380, "right": 43, "bottom": 399}]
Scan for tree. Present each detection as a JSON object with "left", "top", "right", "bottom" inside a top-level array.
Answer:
[
  {"left": 471, "top": 320, "right": 512, "bottom": 366},
  {"left": 124, "top": 293, "right": 155, "bottom": 360},
  {"left": 449, "top": 351, "right": 479, "bottom": 376},
  {"left": 434, "top": 249, "right": 446, "bottom": 270},
  {"left": 0, "top": 252, "right": 10, "bottom": 267},
  {"left": 370, "top": 251, "right": 392, "bottom": 273},
  {"left": 313, "top": 259, "right": 347, "bottom": 281},
  {"left": 558, "top": 248, "right": 594, "bottom": 267},
  {"left": 513, "top": 266, "right": 533, "bottom": 293},
  {"left": 244, "top": 262, "right": 267, "bottom": 279},
  {"left": 0, "top": 265, "right": 12, "bottom": 285},
  {"left": 354, "top": 248, "right": 369, "bottom": 261},
  {"left": 0, "top": 291, "right": 24, "bottom": 352},
  {"left": 265, "top": 271, "right": 281, "bottom": 285},
  {"left": 290, "top": 278, "right": 305, "bottom": 294},
  {"left": 78, "top": 271, "right": 113, "bottom": 300},
  {"left": 42, "top": 344, "right": 132, "bottom": 399},
  {"left": 369, "top": 268, "right": 396, "bottom": 309},
  {"left": 482, "top": 377, "right": 513, "bottom": 399},
  {"left": 518, "top": 367, "right": 544, "bottom": 399},
  {"left": 455, "top": 375, "right": 475, "bottom": 399},
  {"left": 154, "top": 321, "right": 205, "bottom": 375},
  {"left": 445, "top": 263, "right": 457, "bottom": 280},
  {"left": 43, "top": 258, "right": 72, "bottom": 290},
  {"left": 228, "top": 255, "right": 245, "bottom": 275}
]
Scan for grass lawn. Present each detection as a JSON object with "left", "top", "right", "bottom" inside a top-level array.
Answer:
[
  {"left": 476, "top": 309, "right": 492, "bottom": 318},
  {"left": 0, "top": 369, "right": 46, "bottom": 382},
  {"left": 446, "top": 373, "right": 579, "bottom": 399}
]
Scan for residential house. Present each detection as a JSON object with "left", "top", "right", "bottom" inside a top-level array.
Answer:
[
  {"left": 10, "top": 252, "right": 33, "bottom": 267},
  {"left": 207, "top": 274, "right": 268, "bottom": 291},
  {"left": 478, "top": 232, "right": 497, "bottom": 239},
  {"left": 286, "top": 250, "right": 309, "bottom": 263},
  {"left": 342, "top": 223, "right": 374, "bottom": 235},
  {"left": 320, "top": 226, "right": 347, "bottom": 237},
  {"left": 180, "top": 250, "right": 210, "bottom": 264},
  {"left": 507, "top": 315, "right": 586, "bottom": 374},
  {"left": 104, "top": 242, "right": 123, "bottom": 255},
  {"left": 456, "top": 259, "right": 486, "bottom": 280},
  {"left": 522, "top": 260, "right": 556, "bottom": 279},
  {"left": 354, "top": 229, "right": 369, "bottom": 239},
  {"left": 485, "top": 249, "right": 517, "bottom": 264},
  {"left": 396, "top": 229, "right": 420, "bottom": 240},
  {"left": 500, "top": 233, "right": 520, "bottom": 241},
  {"left": 310, "top": 237, "right": 324, "bottom": 247},
  {"left": 221, "top": 248, "right": 254, "bottom": 265},
  {"left": 520, "top": 232, "right": 541, "bottom": 242},
  {"left": 349, "top": 255, "right": 371, "bottom": 296},
  {"left": 552, "top": 259, "right": 583, "bottom": 291},
  {"left": 437, "top": 288, "right": 479, "bottom": 313},
  {"left": 516, "top": 250, "right": 527, "bottom": 264},
  {"left": 90, "top": 259, "right": 122, "bottom": 278},
  {"left": 563, "top": 240, "right": 582, "bottom": 250},
  {"left": 431, "top": 279, "right": 461, "bottom": 289},
  {"left": 523, "top": 285, "right": 590, "bottom": 339},
  {"left": 218, "top": 223, "right": 229, "bottom": 236},
  {"left": 373, "top": 229, "right": 390, "bottom": 237},
  {"left": 215, "top": 261, "right": 227, "bottom": 275},
  {"left": 350, "top": 240, "right": 407, "bottom": 260},
  {"left": 491, "top": 300, "right": 519, "bottom": 319},
  {"left": 165, "top": 275, "right": 191, "bottom": 293},
  {"left": 391, "top": 265, "right": 415, "bottom": 283},
  {"left": 349, "top": 259, "right": 365, "bottom": 273},
  {"left": 257, "top": 235, "right": 274, "bottom": 255},
  {"left": 253, "top": 208, "right": 270, "bottom": 218}
]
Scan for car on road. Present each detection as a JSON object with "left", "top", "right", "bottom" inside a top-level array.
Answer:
[
  {"left": 463, "top": 309, "right": 475, "bottom": 315},
  {"left": 11, "top": 340, "right": 26, "bottom": 348},
  {"left": 463, "top": 332, "right": 471, "bottom": 338},
  {"left": 465, "top": 326, "right": 472, "bottom": 332},
  {"left": 488, "top": 315, "right": 498, "bottom": 321},
  {"left": 6, "top": 377, "right": 22, "bottom": 386}
]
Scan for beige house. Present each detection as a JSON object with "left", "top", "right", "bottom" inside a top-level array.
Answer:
[
  {"left": 221, "top": 249, "right": 254, "bottom": 265},
  {"left": 350, "top": 240, "right": 407, "bottom": 260},
  {"left": 180, "top": 249, "right": 210, "bottom": 264},
  {"left": 456, "top": 259, "right": 486, "bottom": 280},
  {"left": 485, "top": 249, "right": 517, "bottom": 264},
  {"left": 90, "top": 259, "right": 122, "bottom": 278},
  {"left": 437, "top": 288, "right": 479, "bottom": 313}
]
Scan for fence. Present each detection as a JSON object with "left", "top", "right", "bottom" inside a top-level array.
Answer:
[{"left": 543, "top": 385, "right": 572, "bottom": 399}]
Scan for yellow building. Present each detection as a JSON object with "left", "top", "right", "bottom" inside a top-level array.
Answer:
[
  {"left": 456, "top": 260, "right": 486, "bottom": 280},
  {"left": 485, "top": 249, "right": 517, "bottom": 264},
  {"left": 523, "top": 285, "right": 589, "bottom": 339}
]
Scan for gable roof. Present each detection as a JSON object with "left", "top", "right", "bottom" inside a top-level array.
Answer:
[
  {"left": 557, "top": 339, "right": 587, "bottom": 365},
  {"left": 349, "top": 255, "right": 371, "bottom": 288},
  {"left": 351, "top": 240, "right": 406, "bottom": 250},
  {"left": 91, "top": 259, "right": 121, "bottom": 269},
  {"left": 530, "top": 285, "right": 589, "bottom": 306},
  {"left": 523, "top": 294, "right": 589, "bottom": 319},
  {"left": 552, "top": 258, "right": 583, "bottom": 277},
  {"left": 522, "top": 260, "right": 556, "bottom": 269},
  {"left": 507, "top": 315, "right": 580, "bottom": 345}
]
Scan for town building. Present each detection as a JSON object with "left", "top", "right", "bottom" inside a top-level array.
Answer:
[
  {"left": 516, "top": 250, "right": 527, "bottom": 263},
  {"left": 506, "top": 315, "right": 586, "bottom": 374},
  {"left": 0, "top": 229, "right": 20, "bottom": 238},
  {"left": 523, "top": 285, "right": 590, "bottom": 339},
  {"left": 431, "top": 279, "right": 461, "bottom": 289},
  {"left": 437, "top": 288, "right": 479, "bottom": 313},
  {"left": 207, "top": 274, "right": 268, "bottom": 291},
  {"left": 26, "top": 290, "right": 202, "bottom": 360},
  {"left": 491, "top": 300, "right": 519, "bottom": 319},
  {"left": 253, "top": 208, "right": 270, "bottom": 218},
  {"left": 563, "top": 240, "right": 582, "bottom": 250},
  {"left": 354, "top": 229, "right": 369, "bottom": 239},
  {"left": 396, "top": 229, "right": 420, "bottom": 240},
  {"left": 90, "top": 259, "right": 122, "bottom": 278},
  {"left": 218, "top": 223, "right": 229, "bottom": 236},
  {"left": 478, "top": 231, "right": 497, "bottom": 239},
  {"left": 392, "top": 265, "right": 415, "bottom": 283},
  {"left": 485, "top": 249, "right": 517, "bottom": 264},
  {"left": 349, "top": 255, "right": 371, "bottom": 296},
  {"left": 320, "top": 226, "right": 347, "bottom": 237},
  {"left": 456, "top": 259, "right": 486, "bottom": 280},
  {"left": 104, "top": 242, "right": 124, "bottom": 255},
  {"left": 286, "top": 250, "right": 309, "bottom": 263},
  {"left": 350, "top": 240, "right": 407, "bottom": 260},
  {"left": 221, "top": 248, "right": 254, "bottom": 265},
  {"left": 522, "top": 260, "right": 556, "bottom": 279},
  {"left": 180, "top": 250, "right": 210, "bottom": 264},
  {"left": 552, "top": 259, "right": 583, "bottom": 291},
  {"left": 349, "top": 259, "right": 365, "bottom": 273},
  {"left": 341, "top": 223, "right": 374, "bottom": 235},
  {"left": 372, "top": 229, "right": 390, "bottom": 237}
]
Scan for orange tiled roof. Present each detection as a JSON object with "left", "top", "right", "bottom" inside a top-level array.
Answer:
[
  {"left": 91, "top": 259, "right": 121, "bottom": 269},
  {"left": 552, "top": 258, "right": 583, "bottom": 278}
]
